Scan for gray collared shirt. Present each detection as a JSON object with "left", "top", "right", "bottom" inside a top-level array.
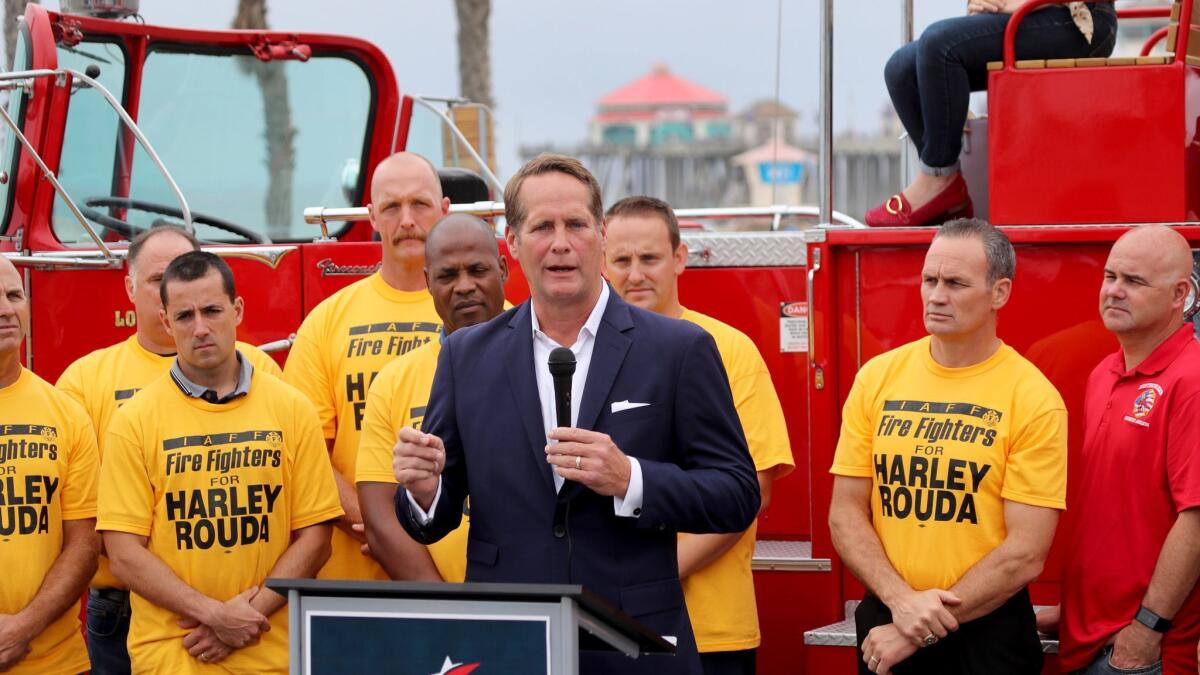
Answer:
[{"left": 169, "top": 351, "right": 254, "bottom": 404}]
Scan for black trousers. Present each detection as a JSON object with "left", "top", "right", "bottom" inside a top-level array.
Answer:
[{"left": 855, "top": 588, "right": 1043, "bottom": 675}]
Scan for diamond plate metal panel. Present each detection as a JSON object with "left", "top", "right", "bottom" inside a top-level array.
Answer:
[
  {"left": 751, "top": 540, "right": 830, "bottom": 571},
  {"left": 681, "top": 232, "right": 808, "bottom": 268}
]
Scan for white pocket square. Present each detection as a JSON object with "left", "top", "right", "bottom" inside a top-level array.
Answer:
[{"left": 611, "top": 400, "right": 651, "bottom": 413}]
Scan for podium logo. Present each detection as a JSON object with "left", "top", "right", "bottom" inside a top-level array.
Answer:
[{"left": 432, "top": 656, "right": 480, "bottom": 675}]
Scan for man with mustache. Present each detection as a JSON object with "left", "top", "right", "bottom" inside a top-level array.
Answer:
[
  {"left": 285, "top": 152, "right": 451, "bottom": 582},
  {"left": 99, "top": 251, "right": 341, "bottom": 673},
  {"left": 0, "top": 256, "right": 101, "bottom": 675},
  {"left": 829, "top": 218, "right": 1067, "bottom": 674},
  {"left": 356, "top": 214, "right": 509, "bottom": 583},
  {"left": 603, "top": 196, "right": 793, "bottom": 675},
  {"left": 57, "top": 225, "right": 281, "bottom": 675},
  {"left": 1044, "top": 226, "right": 1200, "bottom": 674}
]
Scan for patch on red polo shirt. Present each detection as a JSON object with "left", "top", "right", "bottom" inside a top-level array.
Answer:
[{"left": 1124, "top": 383, "right": 1163, "bottom": 427}]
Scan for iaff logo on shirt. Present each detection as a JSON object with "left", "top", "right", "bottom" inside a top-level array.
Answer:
[
  {"left": 343, "top": 322, "right": 439, "bottom": 431},
  {"left": 160, "top": 430, "right": 285, "bottom": 551},
  {"left": 1124, "top": 383, "right": 1163, "bottom": 428}
]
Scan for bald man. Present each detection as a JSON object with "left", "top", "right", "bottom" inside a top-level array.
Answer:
[
  {"left": 1045, "top": 226, "right": 1200, "bottom": 674},
  {"left": 284, "top": 152, "right": 451, "bottom": 581},
  {"left": 0, "top": 256, "right": 100, "bottom": 674},
  {"left": 356, "top": 214, "right": 509, "bottom": 583}
]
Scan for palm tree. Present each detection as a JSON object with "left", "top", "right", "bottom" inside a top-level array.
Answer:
[
  {"left": 454, "top": 0, "right": 493, "bottom": 109},
  {"left": 234, "top": 0, "right": 295, "bottom": 239},
  {"left": 4, "top": 0, "right": 36, "bottom": 70}
]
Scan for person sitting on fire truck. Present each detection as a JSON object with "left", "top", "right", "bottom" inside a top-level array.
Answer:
[
  {"left": 1040, "top": 225, "right": 1200, "bottom": 675},
  {"left": 284, "top": 152, "right": 450, "bottom": 583},
  {"left": 829, "top": 218, "right": 1067, "bottom": 674},
  {"left": 98, "top": 251, "right": 342, "bottom": 673},
  {"left": 356, "top": 213, "right": 509, "bottom": 583},
  {"left": 56, "top": 224, "right": 281, "bottom": 674},
  {"left": 0, "top": 256, "right": 101, "bottom": 675},
  {"left": 864, "top": 2, "right": 1116, "bottom": 228},
  {"left": 603, "top": 195, "right": 794, "bottom": 675}
]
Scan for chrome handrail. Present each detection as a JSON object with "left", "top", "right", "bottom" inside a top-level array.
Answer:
[
  {"left": 818, "top": 0, "right": 834, "bottom": 226},
  {"left": 304, "top": 203, "right": 868, "bottom": 230},
  {"left": 410, "top": 95, "right": 504, "bottom": 194}
]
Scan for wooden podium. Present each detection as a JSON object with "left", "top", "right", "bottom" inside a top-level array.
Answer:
[{"left": 266, "top": 579, "right": 676, "bottom": 674}]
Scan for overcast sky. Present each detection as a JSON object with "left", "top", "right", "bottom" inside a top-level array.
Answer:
[{"left": 35, "top": 0, "right": 968, "bottom": 178}]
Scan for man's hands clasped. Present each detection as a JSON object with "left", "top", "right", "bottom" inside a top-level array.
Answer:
[
  {"left": 862, "top": 588, "right": 961, "bottom": 674},
  {"left": 179, "top": 587, "right": 271, "bottom": 664}
]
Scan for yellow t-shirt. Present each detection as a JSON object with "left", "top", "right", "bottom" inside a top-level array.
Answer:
[
  {"left": 355, "top": 339, "right": 469, "bottom": 583},
  {"left": 97, "top": 371, "right": 343, "bottom": 675},
  {"left": 830, "top": 337, "right": 1067, "bottom": 591},
  {"left": 0, "top": 368, "right": 97, "bottom": 675},
  {"left": 56, "top": 334, "right": 282, "bottom": 589},
  {"left": 284, "top": 272, "right": 440, "bottom": 580},
  {"left": 677, "top": 309, "right": 794, "bottom": 652}
]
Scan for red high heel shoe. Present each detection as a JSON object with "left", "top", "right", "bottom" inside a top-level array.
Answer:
[{"left": 865, "top": 173, "right": 973, "bottom": 227}]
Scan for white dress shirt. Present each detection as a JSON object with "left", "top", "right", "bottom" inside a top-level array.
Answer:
[
  {"left": 409, "top": 282, "right": 643, "bottom": 521},
  {"left": 531, "top": 283, "right": 643, "bottom": 516}
]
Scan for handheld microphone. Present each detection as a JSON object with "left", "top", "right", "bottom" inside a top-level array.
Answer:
[{"left": 548, "top": 347, "right": 576, "bottom": 429}]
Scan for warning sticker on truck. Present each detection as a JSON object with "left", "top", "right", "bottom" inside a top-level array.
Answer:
[{"left": 780, "top": 302, "right": 808, "bottom": 353}]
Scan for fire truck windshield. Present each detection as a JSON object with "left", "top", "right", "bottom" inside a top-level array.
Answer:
[{"left": 52, "top": 41, "right": 373, "bottom": 245}]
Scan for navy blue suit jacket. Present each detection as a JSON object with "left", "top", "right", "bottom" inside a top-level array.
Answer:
[{"left": 397, "top": 291, "right": 759, "bottom": 674}]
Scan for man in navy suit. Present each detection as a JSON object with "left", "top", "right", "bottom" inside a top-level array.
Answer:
[{"left": 392, "top": 154, "right": 760, "bottom": 674}]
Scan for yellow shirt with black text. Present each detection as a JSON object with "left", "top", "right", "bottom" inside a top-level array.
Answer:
[
  {"left": 355, "top": 339, "right": 469, "bottom": 583},
  {"left": 284, "top": 272, "right": 440, "bottom": 580},
  {"left": 830, "top": 337, "right": 1067, "bottom": 591},
  {"left": 0, "top": 368, "right": 98, "bottom": 675},
  {"left": 678, "top": 309, "right": 794, "bottom": 653},
  {"left": 97, "top": 371, "right": 342, "bottom": 675},
  {"left": 57, "top": 334, "right": 283, "bottom": 588}
]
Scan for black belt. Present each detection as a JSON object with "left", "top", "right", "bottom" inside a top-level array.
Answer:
[{"left": 88, "top": 587, "right": 130, "bottom": 603}]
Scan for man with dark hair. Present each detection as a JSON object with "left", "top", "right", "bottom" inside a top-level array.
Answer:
[
  {"left": 285, "top": 152, "right": 451, "bottom": 582},
  {"left": 1044, "top": 225, "right": 1200, "bottom": 673},
  {"left": 391, "top": 154, "right": 760, "bottom": 674},
  {"left": 357, "top": 214, "right": 509, "bottom": 583},
  {"left": 0, "top": 256, "right": 101, "bottom": 674},
  {"left": 829, "top": 218, "right": 1067, "bottom": 674},
  {"left": 98, "top": 251, "right": 342, "bottom": 672},
  {"left": 604, "top": 195, "right": 793, "bottom": 675},
  {"left": 57, "top": 226, "right": 280, "bottom": 674}
]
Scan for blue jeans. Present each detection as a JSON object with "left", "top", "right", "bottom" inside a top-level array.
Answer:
[
  {"left": 1074, "top": 646, "right": 1162, "bottom": 674},
  {"left": 86, "top": 589, "right": 132, "bottom": 675},
  {"left": 884, "top": 4, "right": 1116, "bottom": 173}
]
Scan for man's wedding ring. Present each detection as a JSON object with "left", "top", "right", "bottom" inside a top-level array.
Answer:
[
  {"left": 575, "top": 455, "right": 582, "bottom": 470},
  {"left": 923, "top": 634, "right": 938, "bottom": 647}
]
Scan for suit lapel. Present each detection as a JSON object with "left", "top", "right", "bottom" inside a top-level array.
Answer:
[
  {"left": 576, "top": 293, "right": 635, "bottom": 432},
  {"left": 504, "top": 302, "right": 556, "bottom": 492}
]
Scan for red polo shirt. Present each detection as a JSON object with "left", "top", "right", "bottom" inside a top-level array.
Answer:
[{"left": 1059, "top": 324, "right": 1200, "bottom": 674}]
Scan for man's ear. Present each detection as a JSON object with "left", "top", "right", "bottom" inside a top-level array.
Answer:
[
  {"left": 158, "top": 308, "right": 171, "bottom": 335},
  {"left": 233, "top": 296, "right": 245, "bottom": 327},
  {"left": 674, "top": 242, "right": 689, "bottom": 278},
  {"left": 504, "top": 226, "right": 520, "bottom": 265},
  {"left": 367, "top": 203, "right": 379, "bottom": 234},
  {"left": 498, "top": 255, "right": 509, "bottom": 285},
  {"left": 991, "top": 278, "right": 1012, "bottom": 311},
  {"left": 124, "top": 272, "right": 136, "bottom": 304}
]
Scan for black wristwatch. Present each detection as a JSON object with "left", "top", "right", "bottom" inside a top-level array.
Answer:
[{"left": 1135, "top": 606, "right": 1173, "bottom": 633}]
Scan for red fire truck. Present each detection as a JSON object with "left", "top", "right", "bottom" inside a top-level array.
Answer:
[{"left": 1, "top": 1, "right": 1197, "bottom": 673}]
